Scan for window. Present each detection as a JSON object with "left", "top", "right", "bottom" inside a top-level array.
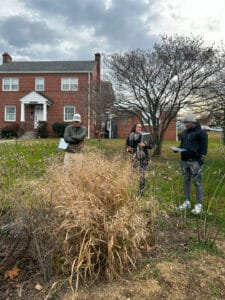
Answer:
[
  {"left": 35, "top": 77, "right": 45, "bottom": 91},
  {"left": 142, "top": 113, "right": 150, "bottom": 125},
  {"left": 121, "top": 116, "right": 128, "bottom": 125},
  {"left": 61, "top": 77, "right": 78, "bottom": 91},
  {"left": 64, "top": 106, "right": 75, "bottom": 121},
  {"left": 3, "top": 78, "right": 19, "bottom": 91},
  {"left": 5, "top": 106, "right": 16, "bottom": 121}
]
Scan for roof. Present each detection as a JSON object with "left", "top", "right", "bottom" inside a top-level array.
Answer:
[
  {"left": 0, "top": 60, "right": 97, "bottom": 73},
  {"left": 20, "top": 91, "right": 54, "bottom": 105}
]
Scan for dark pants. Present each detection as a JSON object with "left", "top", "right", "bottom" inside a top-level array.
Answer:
[{"left": 131, "top": 152, "right": 149, "bottom": 196}]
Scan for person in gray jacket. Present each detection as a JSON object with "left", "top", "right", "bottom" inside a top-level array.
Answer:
[
  {"left": 176, "top": 113, "right": 208, "bottom": 214},
  {"left": 63, "top": 113, "right": 86, "bottom": 171}
]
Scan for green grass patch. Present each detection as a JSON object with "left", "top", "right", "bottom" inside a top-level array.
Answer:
[
  {"left": 0, "top": 135, "right": 224, "bottom": 233},
  {"left": 86, "top": 138, "right": 125, "bottom": 156},
  {"left": 0, "top": 139, "right": 62, "bottom": 188},
  {"left": 187, "top": 238, "right": 221, "bottom": 255}
]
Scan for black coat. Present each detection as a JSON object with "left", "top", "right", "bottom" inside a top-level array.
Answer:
[
  {"left": 125, "top": 132, "right": 152, "bottom": 157},
  {"left": 180, "top": 123, "right": 208, "bottom": 161}
]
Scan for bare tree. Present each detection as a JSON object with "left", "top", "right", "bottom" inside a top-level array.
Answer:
[
  {"left": 106, "top": 35, "right": 225, "bottom": 156},
  {"left": 194, "top": 69, "right": 225, "bottom": 144},
  {"left": 92, "top": 80, "right": 115, "bottom": 136}
]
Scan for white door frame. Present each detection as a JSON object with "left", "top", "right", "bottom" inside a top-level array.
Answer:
[
  {"left": 34, "top": 105, "right": 44, "bottom": 129},
  {"left": 20, "top": 91, "right": 50, "bottom": 124}
]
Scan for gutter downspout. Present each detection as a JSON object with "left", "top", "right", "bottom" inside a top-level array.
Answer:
[{"left": 87, "top": 72, "right": 91, "bottom": 138}]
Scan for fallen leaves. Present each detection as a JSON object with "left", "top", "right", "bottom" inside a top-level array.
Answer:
[{"left": 4, "top": 267, "right": 20, "bottom": 280}]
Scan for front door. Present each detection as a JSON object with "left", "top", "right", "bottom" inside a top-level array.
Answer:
[{"left": 34, "top": 105, "right": 43, "bottom": 129}]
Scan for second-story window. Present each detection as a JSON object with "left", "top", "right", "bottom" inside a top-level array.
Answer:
[
  {"left": 35, "top": 77, "right": 45, "bottom": 91},
  {"left": 3, "top": 78, "right": 19, "bottom": 91},
  {"left": 61, "top": 77, "right": 78, "bottom": 91}
]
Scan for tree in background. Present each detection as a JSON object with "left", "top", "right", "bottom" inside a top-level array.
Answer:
[
  {"left": 106, "top": 35, "right": 225, "bottom": 156},
  {"left": 92, "top": 80, "right": 115, "bottom": 136},
  {"left": 194, "top": 69, "right": 225, "bottom": 144}
]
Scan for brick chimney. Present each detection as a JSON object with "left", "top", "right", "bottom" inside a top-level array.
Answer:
[
  {"left": 2, "top": 52, "right": 12, "bottom": 64},
  {"left": 95, "top": 53, "right": 101, "bottom": 82}
]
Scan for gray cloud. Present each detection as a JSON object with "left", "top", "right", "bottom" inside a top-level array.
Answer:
[
  {"left": 0, "top": 15, "right": 60, "bottom": 48},
  {"left": 1, "top": 0, "right": 221, "bottom": 61},
  {"left": 16, "top": 0, "right": 159, "bottom": 57}
]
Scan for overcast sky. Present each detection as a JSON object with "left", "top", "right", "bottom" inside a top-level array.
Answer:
[{"left": 1, "top": 0, "right": 225, "bottom": 62}]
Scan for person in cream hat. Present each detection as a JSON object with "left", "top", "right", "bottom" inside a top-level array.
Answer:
[
  {"left": 63, "top": 113, "right": 86, "bottom": 171},
  {"left": 73, "top": 113, "right": 81, "bottom": 122}
]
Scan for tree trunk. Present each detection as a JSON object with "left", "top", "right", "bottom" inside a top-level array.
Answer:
[{"left": 153, "top": 142, "right": 162, "bottom": 157}]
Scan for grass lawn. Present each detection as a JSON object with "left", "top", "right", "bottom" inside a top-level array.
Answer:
[
  {"left": 87, "top": 134, "right": 225, "bottom": 229},
  {"left": 0, "top": 133, "right": 224, "bottom": 229},
  {"left": 0, "top": 139, "right": 61, "bottom": 188},
  {"left": 0, "top": 133, "right": 225, "bottom": 299}
]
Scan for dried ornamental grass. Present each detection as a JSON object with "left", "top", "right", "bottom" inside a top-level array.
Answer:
[
  {"left": 49, "top": 153, "right": 149, "bottom": 282},
  {"left": 4, "top": 152, "right": 156, "bottom": 290}
]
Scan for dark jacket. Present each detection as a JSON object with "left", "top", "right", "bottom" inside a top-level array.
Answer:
[
  {"left": 180, "top": 123, "right": 208, "bottom": 161},
  {"left": 64, "top": 125, "right": 86, "bottom": 143},
  {"left": 64, "top": 125, "right": 86, "bottom": 153},
  {"left": 125, "top": 132, "right": 153, "bottom": 158}
]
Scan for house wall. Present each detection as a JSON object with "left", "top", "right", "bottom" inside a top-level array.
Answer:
[
  {"left": 116, "top": 114, "right": 137, "bottom": 138},
  {"left": 0, "top": 52, "right": 101, "bottom": 137},
  {"left": 116, "top": 113, "right": 177, "bottom": 141},
  {"left": 0, "top": 72, "right": 95, "bottom": 135},
  {"left": 163, "top": 118, "right": 177, "bottom": 141}
]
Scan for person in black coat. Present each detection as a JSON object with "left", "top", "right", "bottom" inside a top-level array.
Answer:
[
  {"left": 176, "top": 113, "right": 208, "bottom": 214},
  {"left": 125, "top": 123, "right": 153, "bottom": 197}
]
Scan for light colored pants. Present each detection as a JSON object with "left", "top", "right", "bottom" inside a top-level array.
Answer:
[
  {"left": 63, "top": 152, "right": 84, "bottom": 174},
  {"left": 180, "top": 160, "right": 203, "bottom": 204}
]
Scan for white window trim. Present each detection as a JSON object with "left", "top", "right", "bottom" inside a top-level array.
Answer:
[
  {"left": 61, "top": 77, "right": 78, "bottom": 91},
  {"left": 2, "top": 77, "right": 19, "bottom": 91},
  {"left": 64, "top": 105, "right": 75, "bottom": 122},
  {"left": 35, "top": 77, "right": 45, "bottom": 91},
  {"left": 5, "top": 105, "right": 16, "bottom": 121}
]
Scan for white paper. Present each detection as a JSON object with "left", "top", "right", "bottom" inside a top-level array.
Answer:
[
  {"left": 170, "top": 146, "right": 187, "bottom": 152},
  {"left": 58, "top": 138, "right": 69, "bottom": 150}
]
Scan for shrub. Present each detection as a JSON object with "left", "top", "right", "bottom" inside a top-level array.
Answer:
[
  {"left": 52, "top": 122, "right": 68, "bottom": 137},
  {"left": 1, "top": 123, "right": 20, "bottom": 138},
  {"left": 37, "top": 121, "right": 48, "bottom": 138},
  {"left": 3, "top": 152, "right": 157, "bottom": 291}
]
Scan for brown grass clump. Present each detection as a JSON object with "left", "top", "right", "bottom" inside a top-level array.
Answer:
[{"left": 2, "top": 152, "right": 157, "bottom": 291}]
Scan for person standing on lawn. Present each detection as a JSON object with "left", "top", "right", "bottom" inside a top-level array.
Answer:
[
  {"left": 176, "top": 113, "right": 208, "bottom": 214},
  {"left": 125, "top": 123, "right": 153, "bottom": 197},
  {"left": 63, "top": 113, "right": 86, "bottom": 171}
]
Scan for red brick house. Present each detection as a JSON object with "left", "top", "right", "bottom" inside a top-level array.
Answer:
[
  {"left": 0, "top": 52, "right": 101, "bottom": 138},
  {"left": 0, "top": 52, "right": 177, "bottom": 140},
  {"left": 114, "top": 112, "right": 177, "bottom": 141}
]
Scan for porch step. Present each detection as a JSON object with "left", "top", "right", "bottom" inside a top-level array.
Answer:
[{"left": 19, "top": 131, "right": 37, "bottom": 139}]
